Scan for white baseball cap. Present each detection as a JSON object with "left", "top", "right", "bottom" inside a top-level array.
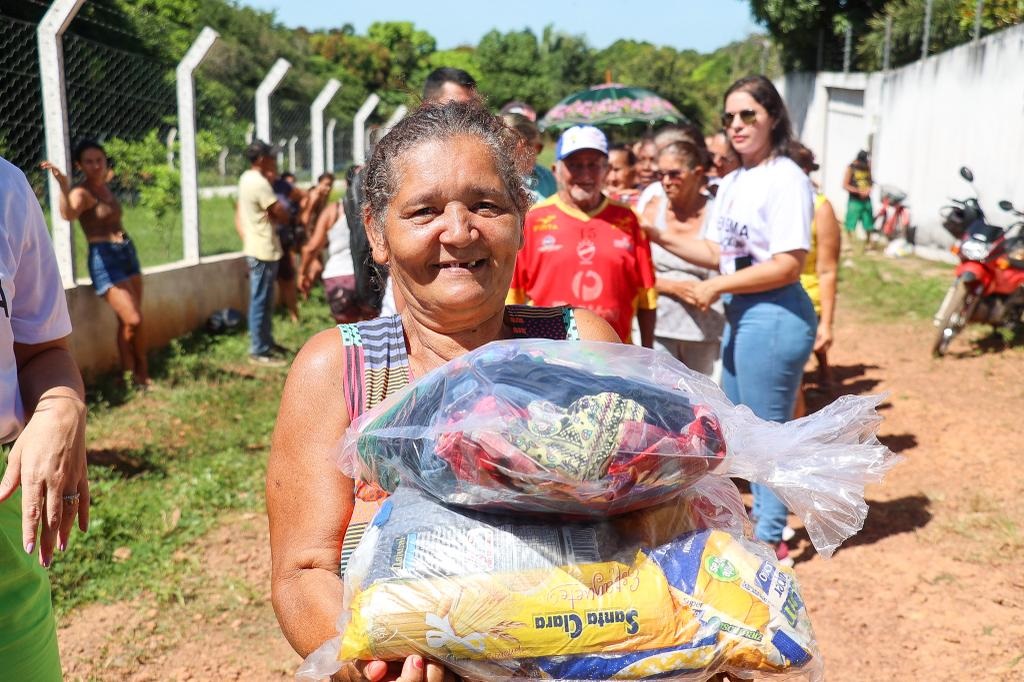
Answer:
[{"left": 555, "top": 125, "right": 608, "bottom": 160}]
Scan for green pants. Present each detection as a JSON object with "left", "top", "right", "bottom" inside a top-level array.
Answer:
[
  {"left": 0, "top": 486, "right": 63, "bottom": 681},
  {"left": 845, "top": 196, "right": 874, "bottom": 231}
]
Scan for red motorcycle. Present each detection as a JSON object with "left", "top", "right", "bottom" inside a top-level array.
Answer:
[{"left": 933, "top": 167, "right": 1024, "bottom": 357}]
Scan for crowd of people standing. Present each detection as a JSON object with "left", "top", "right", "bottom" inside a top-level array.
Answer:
[{"left": 0, "top": 61, "right": 847, "bottom": 681}]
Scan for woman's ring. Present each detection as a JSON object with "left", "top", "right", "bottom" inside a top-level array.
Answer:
[{"left": 62, "top": 493, "right": 80, "bottom": 506}]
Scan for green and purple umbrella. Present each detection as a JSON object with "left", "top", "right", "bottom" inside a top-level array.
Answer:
[{"left": 539, "top": 83, "right": 687, "bottom": 133}]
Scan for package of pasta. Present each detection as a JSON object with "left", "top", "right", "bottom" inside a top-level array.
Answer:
[
  {"left": 296, "top": 483, "right": 822, "bottom": 681},
  {"left": 340, "top": 339, "right": 900, "bottom": 555}
]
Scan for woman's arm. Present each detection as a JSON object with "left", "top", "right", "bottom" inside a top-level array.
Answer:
[
  {"left": 268, "top": 330, "right": 460, "bottom": 682},
  {"left": 299, "top": 203, "right": 338, "bottom": 293},
  {"left": 0, "top": 337, "right": 88, "bottom": 568},
  {"left": 654, "top": 277, "right": 694, "bottom": 299},
  {"left": 39, "top": 162, "right": 95, "bottom": 222},
  {"left": 646, "top": 227, "right": 720, "bottom": 271},
  {"left": 573, "top": 309, "right": 622, "bottom": 343},
  {"left": 814, "top": 200, "right": 841, "bottom": 351},
  {"left": 268, "top": 329, "right": 353, "bottom": 658},
  {"left": 685, "top": 250, "right": 806, "bottom": 311}
]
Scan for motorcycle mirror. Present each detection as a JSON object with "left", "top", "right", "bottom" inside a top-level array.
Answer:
[
  {"left": 959, "top": 167, "right": 974, "bottom": 182},
  {"left": 998, "top": 200, "right": 1014, "bottom": 211}
]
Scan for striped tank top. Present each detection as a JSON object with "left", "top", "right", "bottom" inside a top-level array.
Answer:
[{"left": 338, "top": 305, "right": 579, "bottom": 571}]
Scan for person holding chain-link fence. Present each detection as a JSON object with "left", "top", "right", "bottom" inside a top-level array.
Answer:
[{"left": 41, "top": 141, "right": 151, "bottom": 389}]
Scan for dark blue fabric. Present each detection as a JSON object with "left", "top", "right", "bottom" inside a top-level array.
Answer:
[{"left": 87, "top": 238, "right": 141, "bottom": 295}]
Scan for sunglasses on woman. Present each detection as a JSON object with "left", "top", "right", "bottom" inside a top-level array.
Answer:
[{"left": 721, "top": 109, "right": 758, "bottom": 127}]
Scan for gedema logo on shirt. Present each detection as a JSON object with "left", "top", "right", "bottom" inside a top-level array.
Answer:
[{"left": 533, "top": 609, "right": 639, "bottom": 639}]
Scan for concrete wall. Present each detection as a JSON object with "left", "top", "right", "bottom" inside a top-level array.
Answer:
[
  {"left": 67, "top": 253, "right": 249, "bottom": 379},
  {"left": 779, "top": 24, "right": 1024, "bottom": 248}
]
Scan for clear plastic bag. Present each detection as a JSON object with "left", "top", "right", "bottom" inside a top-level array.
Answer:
[
  {"left": 340, "top": 339, "right": 900, "bottom": 556},
  {"left": 297, "top": 483, "right": 822, "bottom": 682}
]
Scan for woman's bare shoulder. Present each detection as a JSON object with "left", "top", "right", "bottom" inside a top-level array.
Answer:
[{"left": 573, "top": 309, "right": 622, "bottom": 343}]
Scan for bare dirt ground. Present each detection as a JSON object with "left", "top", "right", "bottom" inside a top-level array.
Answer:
[{"left": 58, "top": 305, "right": 1024, "bottom": 681}]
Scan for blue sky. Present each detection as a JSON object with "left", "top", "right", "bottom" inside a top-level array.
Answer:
[{"left": 238, "top": 0, "right": 762, "bottom": 53}]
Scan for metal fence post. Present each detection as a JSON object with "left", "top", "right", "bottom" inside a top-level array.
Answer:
[
  {"left": 310, "top": 78, "right": 341, "bottom": 180},
  {"left": 176, "top": 26, "right": 218, "bottom": 264},
  {"left": 326, "top": 118, "right": 337, "bottom": 172},
  {"left": 166, "top": 127, "right": 177, "bottom": 169},
  {"left": 883, "top": 15, "right": 893, "bottom": 71},
  {"left": 288, "top": 135, "right": 298, "bottom": 176},
  {"left": 255, "top": 58, "right": 290, "bottom": 143},
  {"left": 974, "top": 0, "right": 985, "bottom": 43},
  {"left": 353, "top": 93, "right": 380, "bottom": 165},
  {"left": 922, "top": 0, "right": 934, "bottom": 60},
  {"left": 37, "top": 0, "right": 85, "bottom": 287},
  {"left": 382, "top": 104, "right": 408, "bottom": 136},
  {"left": 843, "top": 24, "right": 853, "bottom": 73},
  {"left": 816, "top": 27, "right": 824, "bottom": 72},
  {"left": 276, "top": 139, "right": 285, "bottom": 171}
]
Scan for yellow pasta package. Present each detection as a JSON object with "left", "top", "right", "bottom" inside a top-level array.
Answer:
[{"left": 333, "top": 486, "right": 819, "bottom": 680}]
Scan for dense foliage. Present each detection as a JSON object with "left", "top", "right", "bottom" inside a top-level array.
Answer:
[{"left": 751, "top": 0, "right": 1022, "bottom": 72}]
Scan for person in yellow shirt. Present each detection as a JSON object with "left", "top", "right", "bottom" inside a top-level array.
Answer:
[
  {"left": 842, "top": 150, "right": 873, "bottom": 248},
  {"left": 237, "top": 141, "right": 293, "bottom": 366},
  {"left": 789, "top": 142, "right": 840, "bottom": 409}
]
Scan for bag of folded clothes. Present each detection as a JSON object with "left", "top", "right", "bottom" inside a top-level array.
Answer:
[
  {"left": 340, "top": 339, "right": 900, "bottom": 556},
  {"left": 297, "top": 483, "right": 822, "bottom": 681}
]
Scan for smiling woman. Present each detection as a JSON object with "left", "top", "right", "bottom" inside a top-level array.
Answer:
[{"left": 266, "top": 101, "right": 619, "bottom": 682}]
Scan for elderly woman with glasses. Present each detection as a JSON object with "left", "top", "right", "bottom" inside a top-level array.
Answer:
[
  {"left": 644, "top": 75, "right": 816, "bottom": 566},
  {"left": 267, "top": 101, "right": 619, "bottom": 682},
  {"left": 640, "top": 141, "right": 724, "bottom": 376}
]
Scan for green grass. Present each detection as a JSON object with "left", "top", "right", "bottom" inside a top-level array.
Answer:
[
  {"left": 40, "top": 292, "right": 335, "bottom": 614},
  {"left": 839, "top": 252, "right": 954, "bottom": 322}
]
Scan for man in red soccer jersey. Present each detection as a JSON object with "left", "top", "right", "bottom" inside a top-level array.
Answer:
[{"left": 508, "top": 125, "right": 657, "bottom": 346}]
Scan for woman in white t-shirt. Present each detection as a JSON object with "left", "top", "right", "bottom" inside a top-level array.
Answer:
[
  {"left": 645, "top": 76, "right": 816, "bottom": 565},
  {"left": 0, "top": 156, "right": 89, "bottom": 679}
]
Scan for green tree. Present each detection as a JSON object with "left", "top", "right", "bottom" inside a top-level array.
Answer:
[
  {"left": 367, "top": 21, "right": 437, "bottom": 92},
  {"left": 749, "top": 0, "right": 888, "bottom": 71},
  {"left": 475, "top": 29, "right": 549, "bottom": 108},
  {"left": 858, "top": 0, "right": 1023, "bottom": 69}
]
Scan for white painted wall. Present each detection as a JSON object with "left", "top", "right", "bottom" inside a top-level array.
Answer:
[
  {"left": 66, "top": 253, "right": 250, "bottom": 379},
  {"left": 779, "top": 24, "right": 1024, "bottom": 248}
]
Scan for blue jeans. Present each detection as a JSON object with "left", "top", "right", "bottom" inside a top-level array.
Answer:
[
  {"left": 247, "top": 257, "right": 278, "bottom": 356},
  {"left": 721, "top": 283, "right": 816, "bottom": 544},
  {"left": 87, "top": 238, "right": 141, "bottom": 296}
]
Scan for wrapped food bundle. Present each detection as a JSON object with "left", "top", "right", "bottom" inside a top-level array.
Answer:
[
  {"left": 341, "top": 343, "right": 729, "bottom": 516},
  {"left": 301, "top": 485, "right": 819, "bottom": 681},
  {"left": 299, "top": 340, "right": 900, "bottom": 681},
  {"left": 341, "top": 340, "right": 899, "bottom": 556}
]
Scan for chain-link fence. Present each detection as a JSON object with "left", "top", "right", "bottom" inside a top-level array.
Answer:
[
  {"left": 0, "top": 2, "right": 366, "bottom": 280},
  {"left": 0, "top": 14, "right": 46, "bottom": 193}
]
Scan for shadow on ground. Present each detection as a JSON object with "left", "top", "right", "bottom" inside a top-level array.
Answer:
[
  {"left": 879, "top": 433, "right": 918, "bottom": 453},
  {"left": 87, "top": 447, "right": 165, "bottom": 478},
  {"left": 794, "top": 494, "right": 933, "bottom": 564}
]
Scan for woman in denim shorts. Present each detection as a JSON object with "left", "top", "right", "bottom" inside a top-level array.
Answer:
[{"left": 41, "top": 140, "right": 150, "bottom": 388}]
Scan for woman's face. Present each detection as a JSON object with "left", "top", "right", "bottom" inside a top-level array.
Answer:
[
  {"left": 635, "top": 141, "right": 659, "bottom": 188},
  {"left": 723, "top": 90, "right": 773, "bottom": 164},
  {"left": 367, "top": 135, "right": 522, "bottom": 323},
  {"left": 76, "top": 148, "right": 109, "bottom": 183},
  {"left": 657, "top": 153, "right": 701, "bottom": 203},
  {"left": 606, "top": 149, "right": 636, "bottom": 190}
]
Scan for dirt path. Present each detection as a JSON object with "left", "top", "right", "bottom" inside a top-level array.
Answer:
[{"left": 58, "top": 309, "right": 1024, "bottom": 681}]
